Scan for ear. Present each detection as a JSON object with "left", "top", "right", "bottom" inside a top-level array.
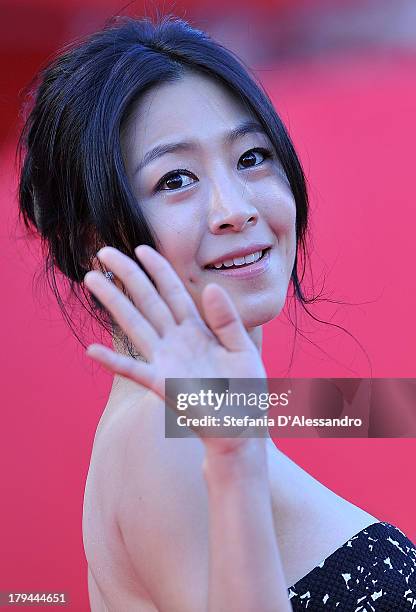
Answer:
[{"left": 90, "top": 254, "right": 124, "bottom": 291}]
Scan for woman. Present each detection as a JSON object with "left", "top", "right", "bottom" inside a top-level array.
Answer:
[{"left": 18, "top": 15, "right": 416, "bottom": 611}]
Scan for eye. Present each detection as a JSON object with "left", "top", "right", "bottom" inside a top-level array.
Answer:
[
  {"left": 155, "top": 169, "right": 197, "bottom": 192},
  {"left": 238, "top": 147, "right": 273, "bottom": 169}
]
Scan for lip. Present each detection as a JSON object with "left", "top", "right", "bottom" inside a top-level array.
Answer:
[
  {"left": 204, "top": 247, "right": 272, "bottom": 279},
  {"left": 203, "top": 243, "right": 272, "bottom": 268}
]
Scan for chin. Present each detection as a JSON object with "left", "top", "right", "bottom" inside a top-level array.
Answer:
[{"left": 239, "top": 296, "right": 286, "bottom": 328}]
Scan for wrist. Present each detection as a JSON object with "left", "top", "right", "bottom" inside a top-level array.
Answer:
[{"left": 202, "top": 437, "right": 268, "bottom": 486}]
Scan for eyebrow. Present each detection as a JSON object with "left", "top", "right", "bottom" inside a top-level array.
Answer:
[{"left": 133, "top": 120, "right": 267, "bottom": 175}]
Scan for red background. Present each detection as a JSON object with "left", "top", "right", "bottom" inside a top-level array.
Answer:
[{"left": 1, "top": 1, "right": 415, "bottom": 609}]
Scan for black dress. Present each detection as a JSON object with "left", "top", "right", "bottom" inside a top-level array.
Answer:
[{"left": 287, "top": 522, "right": 416, "bottom": 611}]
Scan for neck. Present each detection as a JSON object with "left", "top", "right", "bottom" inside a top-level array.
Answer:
[{"left": 246, "top": 324, "right": 263, "bottom": 353}]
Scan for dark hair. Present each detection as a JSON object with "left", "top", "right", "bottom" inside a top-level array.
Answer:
[{"left": 18, "top": 14, "right": 363, "bottom": 369}]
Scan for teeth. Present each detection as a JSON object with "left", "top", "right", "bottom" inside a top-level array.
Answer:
[
  {"left": 233, "top": 256, "right": 246, "bottom": 266},
  {"left": 223, "top": 259, "right": 235, "bottom": 268},
  {"left": 211, "top": 250, "right": 264, "bottom": 269}
]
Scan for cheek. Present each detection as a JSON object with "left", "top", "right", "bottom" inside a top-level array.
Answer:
[
  {"left": 257, "top": 184, "right": 297, "bottom": 274},
  {"left": 157, "top": 239, "right": 192, "bottom": 275},
  {"left": 256, "top": 181, "right": 297, "bottom": 236},
  {"left": 248, "top": 173, "right": 294, "bottom": 214},
  {"left": 146, "top": 210, "right": 201, "bottom": 281},
  {"left": 280, "top": 201, "right": 297, "bottom": 270}
]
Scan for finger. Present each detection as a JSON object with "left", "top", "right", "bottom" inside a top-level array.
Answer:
[
  {"left": 134, "top": 245, "right": 201, "bottom": 324},
  {"left": 96, "top": 247, "right": 176, "bottom": 336},
  {"left": 86, "top": 343, "right": 161, "bottom": 397},
  {"left": 84, "top": 270, "right": 159, "bottom": 360},
  {"left": 201, "top": 283, "right": 252, "bottom": 352}
]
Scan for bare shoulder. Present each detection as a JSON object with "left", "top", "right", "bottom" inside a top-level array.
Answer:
[
  {"left": 104, "top": 389, "right": 208, "bottom": 499},
  {"left": 83, "top": 389, "right": 211, "bottom": 611},
  {"left": 110, "top": 390, "right": 210, "bottom": 612},
  {"left": 87, "top": 387, "right": 208, "bottom": 523}
]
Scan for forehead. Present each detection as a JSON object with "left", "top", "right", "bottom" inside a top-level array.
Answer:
[{"left": 123, "top": 72, "right": 257, "bottom": 149}]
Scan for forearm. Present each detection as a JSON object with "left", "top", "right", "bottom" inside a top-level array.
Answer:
[{"left": 202, "top": 439, "right": 292, "bottom": 612}]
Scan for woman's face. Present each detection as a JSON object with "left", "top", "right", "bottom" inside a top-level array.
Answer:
[{"left": 122, "top": 72, "right": 296, "bottom": 329}]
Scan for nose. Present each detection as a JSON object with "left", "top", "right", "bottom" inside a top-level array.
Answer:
[{"left": 206, "top": 177, "right": 259, "bottom": 234}]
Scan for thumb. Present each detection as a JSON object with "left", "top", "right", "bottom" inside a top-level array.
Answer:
[{"left": 201, "top": 283, "right": 251, "bottom": 352}]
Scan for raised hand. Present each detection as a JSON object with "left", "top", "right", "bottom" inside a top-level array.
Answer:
[{"left": 84, "top": 245, "right": 268, "bottom": 451}]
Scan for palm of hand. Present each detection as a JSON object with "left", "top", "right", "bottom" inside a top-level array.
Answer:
[{"left": 84, "top": 245, "right": 268, "bottom": 450}]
